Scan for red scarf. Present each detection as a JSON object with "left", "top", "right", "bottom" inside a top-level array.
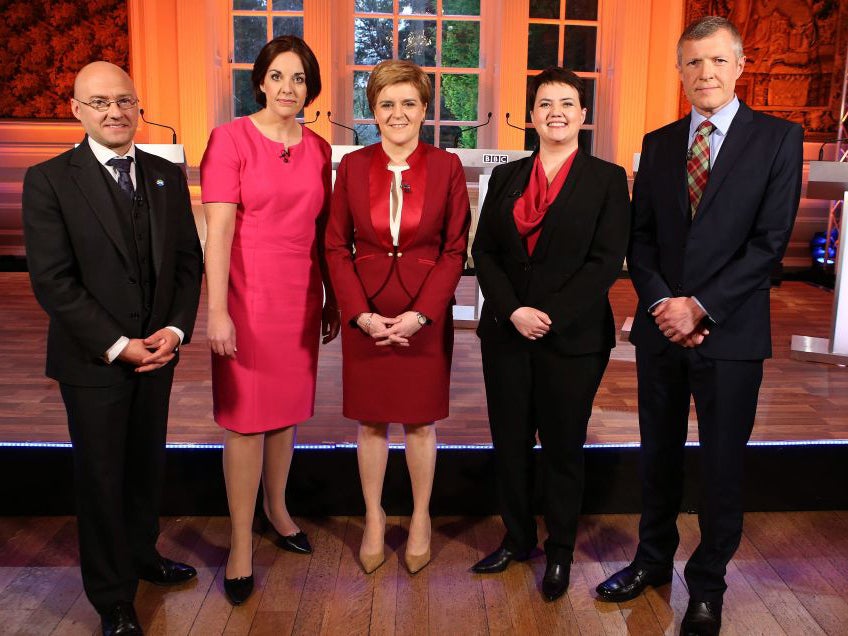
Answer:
[{"left": 512, "top": 150, "right": 576, "bottom": 255}]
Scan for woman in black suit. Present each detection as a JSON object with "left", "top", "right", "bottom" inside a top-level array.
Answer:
[{"left": 470, "top": 67, "right": 630, "bottom": 601}]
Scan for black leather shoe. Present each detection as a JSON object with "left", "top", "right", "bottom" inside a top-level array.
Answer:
[
  {"left": 275, "top": 530, "right": 312, "bottom": 555},
  {"left": 138, "top": 557, "right": 197, "bottom": 586},
  {"left": 541, "top": 561, "right": 570, "bottom": 601},
  {"left": 681, "top": 599, "right": 722, "bottom": 636},
  {"left": 224, "top": 573, "right": 255, "bottom": 606},
  {"left": 470, "top": 546, "right": 531, "bottom": 574},
  {"left": 101, "top": 601, "right": 143, "bottom": 635},
  {"left": 595, "top": 562, "right": 673, "bottom": 602}
]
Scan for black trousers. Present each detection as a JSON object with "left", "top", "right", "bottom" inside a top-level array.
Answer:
[
  {"left": 60, "top": 365, "right": 174, "bottom": 613},
  {"left": 633, "top": 345, "right": 762, "bottom": 602},
  {"left": 481, "top": 337, "right": 609, "bottom": 563}
]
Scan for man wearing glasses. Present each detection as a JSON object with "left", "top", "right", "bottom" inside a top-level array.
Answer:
[{"left": 22, "top": 61, "right": 202, "bottom": 636}]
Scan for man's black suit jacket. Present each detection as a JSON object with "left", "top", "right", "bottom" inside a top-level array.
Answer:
[
  {"left": 23, "top": 138, "right": 203, "bottom": 386},
  {"left": 472, "top": 149, "right": 631, "bottom": 355},
  {"left": 628, "top": 101, "right": 804, "bottom": 360}
]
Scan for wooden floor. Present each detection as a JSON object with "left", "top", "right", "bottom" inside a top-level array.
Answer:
[
  {"left": 0, "top": 512, "right": 847, "bottom": 635},
  {"left": 2, "top": 272, "right": 848, "bottom": 445}
]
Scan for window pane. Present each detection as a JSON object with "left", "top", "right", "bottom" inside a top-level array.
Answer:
[
  {"left": 233, "top": 0, "right": 267, "bottom": 10},
  {"left": 440, "top": 73, "right": 478, "bottom": 121},
  {"left": 524, "top": 127, "right": 537, "bottom": 151},
  {"left": 354, "top": 123, "right": 381, "bottom": 146},
  {"left": 233, "top": 69, "right": 258, "bottom": 117},
  {"left": 421, "top": 125, "right": 435, "bottom": 145},
  {"left": 233, "top": 16, "right": 267, "bottom": 63},
  {"left": 444, "top": 0, "right": 480, "bottom": 16},
  {"left": 353, "top": 71, "right": 372, "bottom": 119},
  {"left": 441, "top": 125, "right": 477, "bottom": 149},
  {"left": 399, "top": 0, "right": 436, "bottom": 15},
  {"left": 273, "top": 16, "right": 304, "bottom": 38},
  {"left": 442, "top": 21, "right": 480, "bottom": 67},
  {"left": 564, "top": 25, "right": 596, "bottom": 71},
  {"left": 399, "top": 19, "right": 436, "bottom": 67},
  {"left": 529, "top": 0, "right": 559, "bottom": 19},
  {"left": 565, "top": 0, "right": 598, "bottom": 20},
  {"left": 355, "top": 0, "right": 392, "bottom": 13},
  {"left": 426, "top": 73, "right": 436, "bottom": 120},
  {"left": 273, "top": 0, "right": 303, "bottom": 9},
  {"left": 578, "top": 128, "right": 593, "bottom": 153},
  {"left": 582, "top": 77, "right": 595, "bottom": 124},
  {"left": 354, "top": 18, "right": 393, "bottom": 64},
  {"left": 527, "top": 23, "right": 558, "bottom": 70}
]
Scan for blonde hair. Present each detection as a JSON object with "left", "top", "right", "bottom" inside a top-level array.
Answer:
[{"left": 366, "top": 60, "right": 431, "bottom": 114}]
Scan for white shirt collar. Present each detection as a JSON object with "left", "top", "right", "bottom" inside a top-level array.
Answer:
[
  {"left": 87, "top": 136, "right": 136, "bottom": 168},
  {"left": 690, "top": 95, "right": 739, "bottom": 138}
]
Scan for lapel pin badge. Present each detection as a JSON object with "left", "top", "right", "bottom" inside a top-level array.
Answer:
[{"left": 155, "top": 178, "right": 165, "bottom": 187}]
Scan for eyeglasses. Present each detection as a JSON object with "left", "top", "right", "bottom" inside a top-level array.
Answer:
[{"left": 74, "top": 97, "right": 139, "bottom": 112}]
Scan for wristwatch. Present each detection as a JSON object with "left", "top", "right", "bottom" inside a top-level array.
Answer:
[{"left": 416, "top": 312, "right": 429, "bottom": 326}]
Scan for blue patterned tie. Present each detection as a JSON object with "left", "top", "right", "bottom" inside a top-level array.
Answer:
[{"left": 106, "top": 156, "right": 135, "bottom": 200}]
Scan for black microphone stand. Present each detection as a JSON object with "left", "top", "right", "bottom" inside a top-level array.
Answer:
[
  {"left": 505, "top": 112, "right": 525, "bottom": 132},
  {"left": 302, "top": 110, "right": 320, "bottom": 124},
  {"left": 452, "top": 112, "right": 492, "bottom": 148},
  {"left": 139, "top": 109, "right": 177, "bottom": 144},
  {"left": 327, "top": 112, "right": 361, "bottom": 145}
]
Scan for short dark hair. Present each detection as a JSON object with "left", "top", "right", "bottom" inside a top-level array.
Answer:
[
  {"left": 251, "top": 35, "right": 321, "bottom": 108},
  {"left": 677, "top": 16, "right": 744, "bottom": 65},
  {"left": 527, "top": 67, "right": 586, "bottom": 113}
]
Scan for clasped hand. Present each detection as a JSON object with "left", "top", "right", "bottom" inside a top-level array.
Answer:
[
  {"left": 652, "top": 297, "right": 709, "bottom": 348},
  {"left": 118, "top": 328, "right": 180, "bottom": 372},
  {"left": 510, "top": 306, "right": 551, "bottom": 340},
  {"left": 358, "top": 311, "right": 423, "bottom": 347}
]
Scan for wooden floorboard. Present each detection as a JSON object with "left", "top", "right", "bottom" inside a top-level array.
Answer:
[
  {"left": 2, "top": 272, "right": 848, "bottom": 446},
  {"left": 0, "top": 513, "right": 846, "bottom": 635}
]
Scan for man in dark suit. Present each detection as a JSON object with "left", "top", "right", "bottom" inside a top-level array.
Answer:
[
  {"left": 22, "top": 61, "right": 203, "bottom": 635},
  {"left": 595, "top": 17, "right": 803, "bottom": 635}
]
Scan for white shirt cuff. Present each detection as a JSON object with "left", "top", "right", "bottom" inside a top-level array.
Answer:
[
  {"left": 105, "top": 336, "right": 129, "bottom": 363},
  {"left": 165, "top": 326, "right": 185, "bottom": 345}
]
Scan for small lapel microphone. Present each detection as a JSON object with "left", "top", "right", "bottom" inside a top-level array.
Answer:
[
  {"left": 279, "top": 148, "right": 290, "bottom": 163},
  {"left": 401, "top": 182, "right": 411, "bottom": 193}
]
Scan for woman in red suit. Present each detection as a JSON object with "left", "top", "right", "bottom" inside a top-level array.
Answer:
[{"left": 325, "top": 60, "right": 470, "bottom": 575}]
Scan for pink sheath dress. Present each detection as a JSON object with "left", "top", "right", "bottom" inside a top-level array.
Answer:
[{"left": 200, "top": 117, "right": 331, "bottom": 433}]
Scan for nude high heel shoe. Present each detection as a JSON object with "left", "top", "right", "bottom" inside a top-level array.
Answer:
[
  {"left": 359, "top": 509, "right": 386, "bottom": 574},
  {"left": 404, "top": 516, "right": 431, "bottom": 575}
]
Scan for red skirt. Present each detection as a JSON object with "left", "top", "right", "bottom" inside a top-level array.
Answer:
[{"left": 340, "top": 267, "right": 454, "bottom": 423}]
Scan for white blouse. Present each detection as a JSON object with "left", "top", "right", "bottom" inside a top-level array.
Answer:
[{"left": 387, "top": 163, "right": 410, "bottom": 247}]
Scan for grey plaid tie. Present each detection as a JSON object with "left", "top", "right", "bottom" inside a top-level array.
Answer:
[{"left": 106, "top": 156, "right": 135, "bottom": 200}]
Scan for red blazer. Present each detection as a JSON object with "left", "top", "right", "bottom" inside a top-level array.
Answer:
[{"left": 326, "top": 142, "right": 470, "bottom": 325}]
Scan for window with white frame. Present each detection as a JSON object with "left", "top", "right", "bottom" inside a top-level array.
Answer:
[{"left": 525, "top": 0, "right": 599, "bottom": 151}]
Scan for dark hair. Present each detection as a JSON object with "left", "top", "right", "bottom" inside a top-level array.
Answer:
[
  {"left": 251, "top": 35, "right": 321, "bottom": 108},
  {"left": 366, "top": 59, "right": 432, "bottom": 113},
  {"left": 527, "top": 67, "right": 586, "bottom": 113},
  {"left": 677, "top": 16, "right": 744, "bottom": 65}
]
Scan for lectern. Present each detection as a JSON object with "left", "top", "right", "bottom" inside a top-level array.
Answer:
[{"left": 791, "top": 160, "right": 848, "bottom": 364}]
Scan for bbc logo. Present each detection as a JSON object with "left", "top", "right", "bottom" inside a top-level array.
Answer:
[{"left": 483, "top": 154, "right": 509, "bottom": 164}]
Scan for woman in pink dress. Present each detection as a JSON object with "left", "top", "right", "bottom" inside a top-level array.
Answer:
[{"left": 200, "top": 35, "right": 339, "bottom": 606}]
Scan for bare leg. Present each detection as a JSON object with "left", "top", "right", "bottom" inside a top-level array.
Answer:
[
  {"left": 261, "top": 425, "right": 300, "bottom": 536},
  {"left": 403, "top": 422, "right": 436, "bottom": 555},
  {"left": 357, "top": 421, "right": 389, "bottom": 555},
  {"left": 222, "top": 429, "right": 264, "bottom": 578}
]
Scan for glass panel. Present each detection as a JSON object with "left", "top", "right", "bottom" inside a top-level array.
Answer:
[
  {"left": 354, "top": 123, "right": 381, "bottom": 146},
  {"left": 565, "top": 0, "right": 598, "bottom": 20},
  {"left": 441, "top": 125, "right": 477, "bottom": 149},
  {"left": 426, "top": 73, "right": 436, "bottom": 120},
  {"left": 399, "top": 19, "right": 436, "bottom": 67},
  {"left": 355, "top": 0, "right": 392, "bottom": 12},
  {"left": 421, "top": 125, "right": 435, "bottom": 146},
  {"left": 578, "top": 128, "right": 593, "bottom": 153},
  {"left": 233, "top": 69, "right": 258, "bottom": 117},
  {"left": 233, "top": 16, "right": 268, "bottom": 64},
  {"left": 582, "top": 77, "right": 595, "bottom": 124},
  {"left": 529, "top": 0, "right": 559, "bottom": 19},
  {"left": 354, "top": 18, "right": 393, "bottom": 65},
  {"left": 353, "top": 71, "right": 372, "bottom": 119},
  {"left": 272, "top": 16, "right": 304, "bottom": 38},
  {"left": 273, "top": 0, "right": 302, "bottom": 8},
  {"left": 527, "top": 23, "right": 559, "bottom": 70},
  {"left": 233, "top": 0, "right": 267, "bottom": 10},
  {"left": 440, "top": 73, "right": 478, "bottom": 121},
  {"left": 564, "top": 25, "right": 596, "bottom": 72},
  {"left": 399, "top": 0, "right": 436, "bottom": 15},
  {"left": 443, "top": 0, "right": 480, "bottom": 16},
  {"left": 442, "top": 21, "right": 480, "bottom": 67}
]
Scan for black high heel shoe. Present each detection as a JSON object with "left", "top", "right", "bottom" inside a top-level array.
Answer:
[
  {"left": 224, "top": 573, "right": 254, "bottom": 606},
  {"left": 257, "top": 508, "right": 313, "bottom": 555}
]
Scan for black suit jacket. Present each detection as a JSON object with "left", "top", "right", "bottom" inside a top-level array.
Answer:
[
  {"left": 472, "top": 150, "right": 631, "bottom": 355},
  {"left": 628, "top": 101, "right": 804, "bottom": 360},
  {"left": 22, "top": 138, "right": 203, "bottom": 386}
]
